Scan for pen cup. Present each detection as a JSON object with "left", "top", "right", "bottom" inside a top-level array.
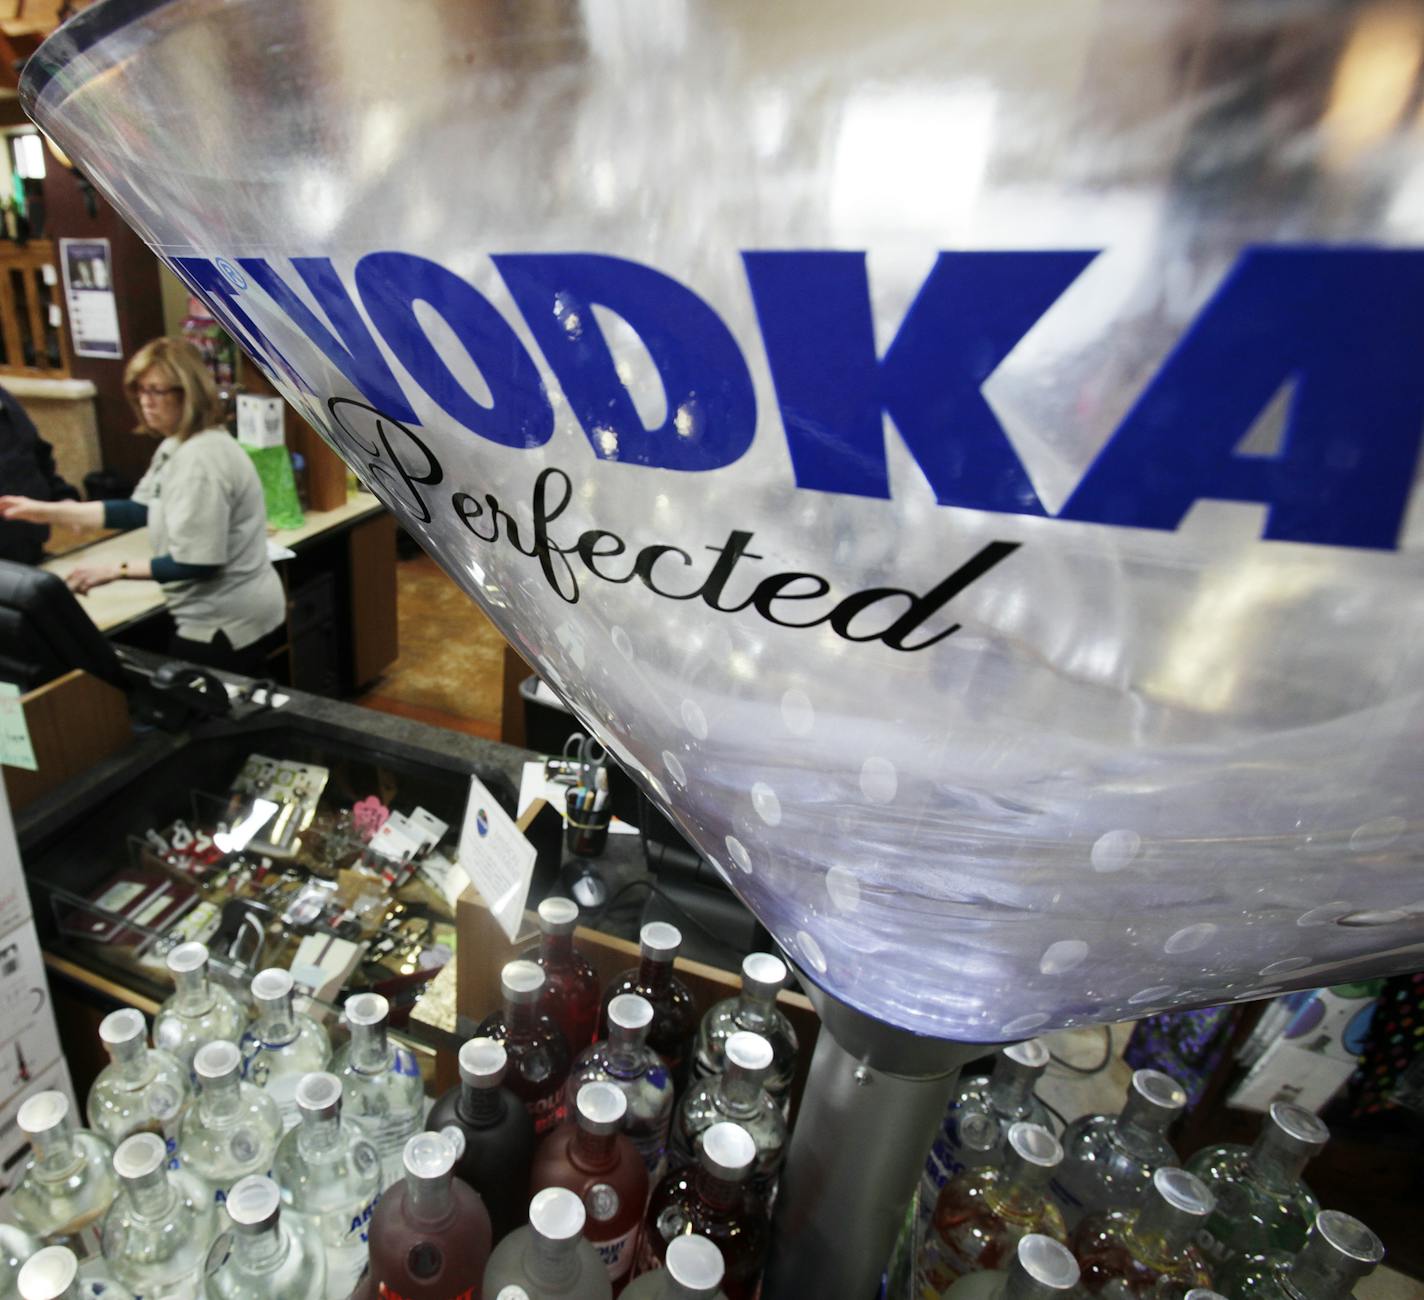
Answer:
[{"left": 565, "top": 785, "right": 612, "bottom": 858}]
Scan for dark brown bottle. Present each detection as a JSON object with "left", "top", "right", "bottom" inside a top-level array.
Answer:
[
  {"left": 528, "top": 897, "right": 602, "bottom": 1053},
  {"left": 356, "top": 1130, "right": 491, "bottom": 1300},
  {"left": 477, "top": 960, "right": 572, "bottom": 1137},
  {"left": 638, "top": 1122, "right": 767, "bottom": 1300},
  {"left": 531, "top": 1082, "right": 650, "bottom": 1292},
  {"left": 599, "top": 924, "right": 698, "bottom": 1093},
  {"left": 426, "top": 1037, "right": 536, "bottom": 1243}
]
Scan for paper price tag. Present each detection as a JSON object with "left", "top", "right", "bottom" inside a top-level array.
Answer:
[
  {"left": 457, "top": 775, "right": 537, "bottom": 942},
  {"left": 0, "top": 684, "right": 37, "bottom": 771}
]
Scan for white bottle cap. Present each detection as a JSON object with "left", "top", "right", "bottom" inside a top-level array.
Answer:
[
  {"left": 699, "top": 1122, "right": 756, "bottom": 1181},
  {"left": 295, "top": 1071, "right": 343, "bottom": 1119},
  {"left": 194, "top": 1039, "right": 242, "bottom": 1083},
  {"left": 640, "top": 922, "right": 682, "bottom": 961},
  {"left": 666, "top": 1234, "right": 725, "bottom": 1294},
  {"left": 1152, "top": 1167, "right": 1214, "bottom": 1218},
  {"left": 608, "top": 994, "right": 654, "bottom": 1031},
  {"left": 1009, "top": 1234, "right": 1079, "bottom": 1294},
  {"left": 529, "top": 1186, "right": 585, "bottom": 1242},
  {"left": 740, "top": 952, "right": 786, "bottom": 1000},
  {"left": 166, "top": 941, "right": 211, "bottom": 975},
  {"left": 344, "top": 992, "right": 390, "bottom": 1028},
  {"left": 458, "top": 1037, "right": 508, "bottom": 1088},
  {"left": 1007, "top": 1122, "right": 1062, "bottom": 1169},
  {"left": 113, "top": 1132, "right": 167, "bottom": 1181},
  {"left": 17, "top": 1246, "right": 78, "bottom": 1300},
  {"left": 538, "top": 897, "right": 580, "bottom": 935},
  {"left": 501, "top": 960, "right": 546, "bottom": 1003},
  {"left": 98, "top": 1007, "right": 146, "bottom": 1049},
  {"left": 1131, "top": 1068, "right": 1187, "bottom": 1114},
  {"left": 725, "top": 1031, "right": 774, "bottom": 1075},
  {"left": 17, "top": 1091, "right": 69, "bottom": 1137},
  {"left": 1184, "top": 1292, "right": 1229, "bottom": 1300},
  {"left": 403, "top": 1131, "right": 457, "bottom": 1181},
  {"left": 251, "top": 967, "right": 294, "bottom": 1003},
  {"left": 575, "top": 1082, "right": 627, "bottom": 1136},
  {"left": 1003, "top": 1039, "right": 1050, "bottom": 1070},
  {"left": 1266, "top": 1100, "right": 1329, "bottom": 1152},
  {"left": 225, "top": 1175, "right": 281, "bottom": 1232}
]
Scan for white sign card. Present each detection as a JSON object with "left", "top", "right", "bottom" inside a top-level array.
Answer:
[
  {"left": 59, "top": 238, "right": 122, "bottom": 358},
  {"left": 236, "top": 393, "right": 286, "bottom": 448},
  {"left": 457, "top": 775, "right": 537, "bottom": 943},
  {"left": 0, "top": 684, "right": 37, "bottom": 771}
]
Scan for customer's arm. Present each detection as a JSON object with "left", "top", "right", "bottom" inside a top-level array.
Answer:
[{"left": 0, "top": 496, "right": 107, "bottom": 528}]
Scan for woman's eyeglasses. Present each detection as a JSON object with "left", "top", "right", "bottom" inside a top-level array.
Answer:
[{"left": 134, "top": 384, "right": 182, "bottom": 399}]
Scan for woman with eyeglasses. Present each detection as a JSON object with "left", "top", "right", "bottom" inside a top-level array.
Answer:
[{"left": 0, "top": 337, "right": 286, "bottom": 675}]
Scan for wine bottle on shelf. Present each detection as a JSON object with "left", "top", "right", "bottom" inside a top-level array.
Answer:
[
  {"left": 1071, "top": 1167, "right": 1215, "bottom": 1296},
  {"left": 531, "top": 1082, "right": 649, "bottom": 1289},
  {"left": 621, "top": 1234, "right": 726, "bottom": 1300},
  {"left": 599, "top": 924, "right": 698, "bottom": 1093},
  {"left": 529, "top": 897, "right": 602, "bottom": 1053},
  {"left": 1185, "top": 1101, "right": 1328, "bottom": 1272},
  {"left": 1049, "top": 1068, "right": 1187, "bottom": 1229},
  {"left": 483, "top": 1187, "right": 613, "bottom": 1300},
  {"left": 426, "top": 1036, "right": 535, "bottom": 1242},
  {"left": 12, "top": 1092, "right": 118, "bottom": 1259},
  {"left": 176, "top": 1040, "right": 282, "bottom": 1203},
  {"left": 332, "top": 991, "right": 425, "bottom": 1188},
  {"left": 1221, "top": 1209, "right": 1384, "bottom": 1299},
  {"left": 238, "top": 969, "right": 332, "bottom": 1131},
  {"left": 356, "top": 1132, "right": 492, "bottom": 1300},
  {"left": 477, "top": 960, "right": 573, "bottom": 1137},
  {"left": 153, "top": 942, "right": 246, "bottom": 1076},
  {"left": 567, "top": 994, "right": 675, "bottom": 1183},
  {"left": 691, "top": 954, "right": 797, "bottom": 1109},
  {"left": 939, "top": 1233, "right": 1080, "bottom": 1299},
  {"left": 204, "top": 1174, "right": 327, "bottom": 1300},
  {"left": 86, "top": 1009, "right": 189, "bottom": 1148}
]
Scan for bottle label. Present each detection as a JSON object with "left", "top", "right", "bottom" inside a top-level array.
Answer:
[
  {"left": 527, "top": 1092, "right": 564, "bottom": 1135},
  {"left": 585, "top": 1183, "right": 620, "bottom": 1222},
  {"left": 595, "top": 1224, "right": 639, "bottom": 1281}
]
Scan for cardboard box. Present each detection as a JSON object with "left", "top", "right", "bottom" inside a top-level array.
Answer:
[
  {"left": 0, "top": 782, "right": 31, "bottom": 937},
  {"left": 0, "top": 1057, "right": 78, "bottom": 1204}
]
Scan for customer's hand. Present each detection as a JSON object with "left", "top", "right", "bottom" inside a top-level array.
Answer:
[
  {"left": 66, "top": 563, "right": 123, "bottom": 595},
  {"left": 0, "top": 495, "right": 54, "bottom": 524}
]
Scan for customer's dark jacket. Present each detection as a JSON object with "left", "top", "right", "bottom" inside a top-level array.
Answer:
[{"left": 0, "top": 385, "right": 78, "bottom": 563}]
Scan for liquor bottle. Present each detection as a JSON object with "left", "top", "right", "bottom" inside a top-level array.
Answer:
[
  {"left": 426, "top": 1036, "right": 535, "bottom": 1242},
  {"left": 920, "top": 1122, "right": 1068, "bottom": 1293},
  {"left": 671, "top": 1034, "right": 786, "bottom": 1198},
  {"left": 923, "top": 1040, "right": 1052, "bottom": 1220},
  {"left": 1185, "top": 1101, "right": 1328, "bottom": 1272},
  {"left": 239, "top": 968, "right": 332, "bottom": 1130},
  {"left": 940, "top": 1233, "right": 1081, "bottom": 1299},
  {"left": 641, "top": 1122, "right": 767, "bottom": 1300},
  {"left": 99, "top": 1131, "right": 218, "bottom": 1299},
  {"left": 528, "top": 897, "right": 602, "bottom": 1053},
  {"left": 483, "top": 1187, "right": 613, "bottom": 1300},
  {"left": 0, "top": 1222, "right": 39, "bottom": 1296},
  {"left": 599, "top": 924, "right": 698, "bottom": 1092},
  {"left": 691, "top": 954, "right": 798, "bottom": 1108},
  {"left": 15, "top": 1246, "right": 130, "bottom": 1300},
  {"left": 1049, "top": 1069, "right": 1187, "bottom": 1229},
  {"left": 531, "top": 1083, "right": 649, "bottom": 1288},
  {"left": 1222, "top": 1209, "right": 1384, "bottom": 1299},
  {"left": 153, "top": 942, "right": 246, "bottom": 1075},
  {"left": 1072, "top": 1167, "right": 1215, "bottom": 1296},
  {"left": 86, "top": 1009, "right": 190, "bottom": 1148},
  {"left": 204, "top": 1175, "right": 327, "bottom": 1300},
  {"left": 356, "top": 1132, "right": 492, "bottom": 1300},
  {"left": 477, "top": 960, "right": 572, "bottom": 1137},
  {"left": 332, "top": 991, "right": 425, "bottom": 1187},
  {"left": 1185, "top": 1292, "right": 1228, "bottom": 1299},
  {"left": 271, "top": 1073, "right": 382, "bottom": 1299},
  {"left": 567, "top": 995, "right": 675, "bottom": 1182},
  {"left": 621, "top": 1235, "right": 725, "bottom": 1300},
  {"left": 12, "top": 1091, "right": 119, "bottom": 1258},
  {"left": 177, "top": 1040, "right": 283, "bottom": 1202}
]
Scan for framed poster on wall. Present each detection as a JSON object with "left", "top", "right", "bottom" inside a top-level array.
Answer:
[{"left": 59, "top": 237, "right": 122, "bottom": 358}]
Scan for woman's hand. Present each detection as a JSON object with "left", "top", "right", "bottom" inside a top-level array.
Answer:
[
  {"left": 0, "top": 495, "right": 56, "bottom": 524},
  {"left": 66, "top": 563, "right": 124, "bottom": 595}
]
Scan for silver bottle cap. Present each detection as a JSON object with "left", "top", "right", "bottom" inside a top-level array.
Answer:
[
  {"left": 665, "top": 1233, "right": 726, "bottom": 1295},
  {"left": 226, "top": 1174, "right": 282, "bottom": 1232},
  {"left": 1005, "top": 1234, "right": 1080, "bottom": 1300},
  {"left": 17, "top": 1246, "right": 79, "bottom": 1300},
  {"left": 725, "top": 1031, "right": 774, "bottom": 1079},
  {"left": 344, "top": 991, "right": 389, "bottom": 1028},
  {"left": 296, "top": 1071, "right": 343, "bottom": 1120},
  {"left": 403, "top": 1131, "right": 457, "bottom": 1182},
  {"left": 1292, "top": 1210, "right": 1384, "bottom": 1289},
  {"left": 575, "top": 1082, "right": 627, "bottom": 1136},
  {"left": 1154, "top": 1166, "right": 1213, "bottom": 1215},
  {"left": 529, "top": 1186, "right": 586, "bottom": 1242},
  {"left": 1003, "top": 1039, "right": 1050, "bottom": 1071},
  {"left": 1184, "top": 1292, "right": 1229, "bottom": 1300},
  {"left": 17, "top": 1091, "right": 69, "bottom": 1137},
  {"left": 1006, "top": 1121, "right": 1062, "bottom": 1170},
  {"left": 114, "top": 1132, "right": 168, "bottom": 1182},
  {"left": 501, "top": 959, "right": 546, "bottom": 1004},
  {"left": 98, "top": 1007, "right": 146, "bottom": 1049},
  {"left": 740, "top": 952, "right": 787, "bottom": 1001},
  {"left": 1264, "top": 1100, "right": 1329, "bottom": 1155},
  {"left": 458, "top": 1037, "right": 508, "bottom": 1088},
  {"left": 250, "top": 967, "right": 294, "bottom": 1005},
  {"left": 538, "top": 896, "right": 580, "bottom": 936},
  {"left": 640, "top": 921, "right": 682, "bottom": 962},
  {"left": 699, "top": 1121, "right": 755, "bottom": 1181},
  {"left": 166, "top": 940, "right": 210, "bottom": 975},
  {"left": 608, "top": 993, "right": 654, "bottom": 1032},
  {"left": 1123, "top": 1068, "right": 1187, "bottom": 1127},
  {"left": 195, "top": 1039, "right": 242, "bottom": 1084}
]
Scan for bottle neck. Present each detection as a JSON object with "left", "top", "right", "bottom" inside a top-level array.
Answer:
[
  {"left": 200, "top": 1071, "right": 243, "bottom": 1122},
  {"left": 297, "top": 1110, "right": 343, "bottom": 1158},
  {"left": 1116, "top": 1096, "right": 1172, "bottom": 1153},
  {"left": 457, "top": 1083, "right": 505, "bottom": 1126},
  {"left": 606, "top": 1027, "right": 650, "bottom": 1075},
  {"left": 256, "top": 997, "right": 298, "bottom": 1047},
  {"left": 734, "top": 989, "right": 775, "bottom": 1031},
  {"left": 571, "top": 1127, "right": 617, "bottom": 1172},
  {"left": 174, "top": 967, "right": 215, "bottom": 1014},
  {"left": 112, "top": 1039, "right": 154, "bottom": 1086},
  {"left": 407, "top": 1172, "right": 453, "bottom": 1224},
  {"left": 506, "top": 1000, "right": 539, "bottom": 1034},
  {"left": 541, "top": 932, "right": 574, "bottom": 965},
  {"left": 1132, "top": 1199, "right": 1194, "bottom": 1262},
  {"left": 349, "top": 1020, "right": 389, "bottom": 1074},
  {"left": 694, "top": 1166, "right": 742, "bottom": 1214},
  {"left": 234, "top": 1222, "right": 289, "bottom": 1275},
  {"left": 126, "top": 1168, "right": 178, "bottom": 1221},
  {"left": 714, "top": 1066, "right": 763, "bottom": 1118},
  {"left": 639, "top": 956, "right": 673, "bottom": 994},
  {"left": 987, "top": 1159, "right": 1054, "bottom": 1223},
  {"left": 32, "top": 1123, "right": 80, "bottom": 1177},
  {"left": 987, "top": 1059, "right": 1037, "bottom": 1119},
  {"left": 528, "top": 1232, "right": 579, "bottom": 1288},
  {"left": 1247, "top": 1128, "right": 1311, "bottom": 1191}
]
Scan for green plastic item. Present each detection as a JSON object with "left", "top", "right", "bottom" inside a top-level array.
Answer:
[{"left": 242, "top": 443, "right": 305, "bottom": 531}]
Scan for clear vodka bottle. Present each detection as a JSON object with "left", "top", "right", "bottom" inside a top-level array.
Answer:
[
  {"left": 691, "top": 954, "right": 798, "bottom": 1107},
  {"left": 204, "top": 1175, "right": 327, "bottom": 1300},
  {"left": 1223, "top": 1209, "right": 1384, "bottom": 1300},
  {"left": 672, "top": 1033, "right": 787, "bottom": 1198},
  {"left": 1049, "top": 1068, "right": 1187, "bottom": 1229},
  {"left": 1073, "top": 1167, "right": 1215, "bottom": 1297},
  {"left": 153, "top": 942, "right": 246, "bottom": 1077},
  {"left": 98, "top": 1132, "right": 217, "bottom": 1299},
  {"left": 483, "top": 1187, "right": 613, "bottom": 1300},
  {"left": 177, "top": 1040, "right": 282, "bottom": 1203},
  {"left": 621, "top": 1234, "right": 727, "bottom": 1300},
  {"left": 0, "top": 1223, "right": 39, "bottom": 1296},
  {"left": 12, "top": 1091, "right": 119, "bottom": 1259},
  {"left": 939, "top": 1233, "right": 1080, "bottom": 1300},
  {"left": 271, "top": 1072, "right": 382, "bottom": 1300},
  {"left": 567, "top": 994, "right": 675, "bottom": 1182},
  {"left": 239, "top": 969, "right": 332, "bottom": 1131},
  {"left": 1186, "top": 1101, "right": 1328, "bottom": 1272},
  {"left": 86, "top": 1009, "right": 189, "bottom": 1149},
  {"left": 17, "top": 1246, "right": 131, "bottom": 1300},
  {"left": 332, "top": 991, "right": 424, "bottom": 1188}
]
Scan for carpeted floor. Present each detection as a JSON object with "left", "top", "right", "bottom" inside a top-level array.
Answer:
[{"left": 356, "top": 553, "right": 508, "bottom": 740}]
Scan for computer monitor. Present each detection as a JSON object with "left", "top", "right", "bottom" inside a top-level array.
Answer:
[{"left": 0, "top": 559, "right": 126, "bottom": 691}]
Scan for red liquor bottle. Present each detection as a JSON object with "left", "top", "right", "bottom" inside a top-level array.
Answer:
[
  {"left": 531, "top": 1082, "right": 650, "bottom": 1291},
  {"left": 528, "top": 897, "right": 601, "bottom": 1053},
  {"left": 477, "top": 960, "right": 572, "bottom": 1137},
  {"left": 600, "top": 924, "right": 698, "bottom": 1092},
  {"left": 639, "top": 1123, "right": 767, "bottom": 1300}
]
